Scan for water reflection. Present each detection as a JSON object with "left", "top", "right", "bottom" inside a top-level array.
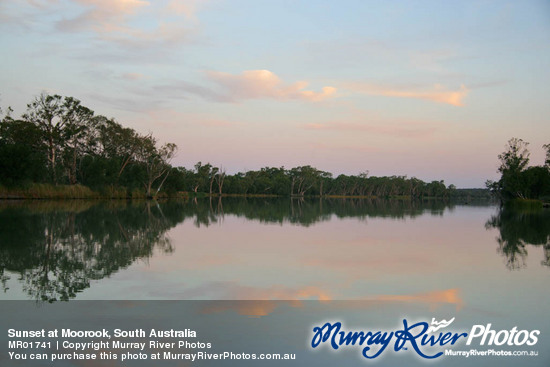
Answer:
[
  {"left": 190, "top": 197, "right": 450, "bottom": 227},
  {"left": 0, "top": 198, "right": 453, "bottom": 302},
  {"left": 198, "top": 288, "right": 464, "bottom": 318},
  {"left": 0, "top": 201, "right": 180, "bottom": 302},
  {"left": 485, "top": 206, "right": 550, "bottom": 270},
  {"left": 4, "top": 198, "right": 541, "bottom": 303}
]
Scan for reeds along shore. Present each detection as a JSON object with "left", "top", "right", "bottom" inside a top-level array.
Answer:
[{"left": 0, "top": 184, "right": 146, "bottom": 200}]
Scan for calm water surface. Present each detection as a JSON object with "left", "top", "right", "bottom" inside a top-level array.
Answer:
[
  {"left": 1, "top": 198, "right": 549, "bottom": 366},
  {"left": 1, "top": 198, "right": 548, "bottom": 305}
]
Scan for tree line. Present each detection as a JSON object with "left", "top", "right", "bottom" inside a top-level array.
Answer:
[
  {"left": 1, "top": 93, "right": 455, "bottom": 198},
  {"left": 486, "top": 138, "right": 550, "bottom": 203},
  {"left": 1, "top": 93, "right": 176, "bottom": 197},
  {"left": 165, "top": 164, "right": 453, "bottom": 198}
]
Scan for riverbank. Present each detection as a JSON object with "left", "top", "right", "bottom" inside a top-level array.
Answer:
[
  {"left": 0, "top": 184, "right": 146, "bottom": 200},
  {"left": 0, "top": 184, "right": 490, "bottom": 202},
  {"left": 504, "top": 198, "right": 547, "bottom": 210}
]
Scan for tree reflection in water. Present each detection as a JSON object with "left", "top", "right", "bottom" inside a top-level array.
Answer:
[
  {"left": 188, "top": 196, "right": 449, "bottom": 227},
  {"left": 0, "top": 197, "right": 467, "bottom": 302},
  {"left": 0, "top": 200, "right": 180, "bottom": 302},
  {"left": 485, "top": 206, "right": 550, "bottom": 270}
]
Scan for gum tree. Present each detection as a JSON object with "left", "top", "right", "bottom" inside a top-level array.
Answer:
[
  {"left": 135, "top": 135, "right": 178, "bottom": 198},
  {"left": 23, "top": 93, "right": 65, "bottom": 184}
]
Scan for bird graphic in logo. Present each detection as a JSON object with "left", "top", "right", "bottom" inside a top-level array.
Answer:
[{"left": 427, "top": 317, "right": 456, "bottom": 333}]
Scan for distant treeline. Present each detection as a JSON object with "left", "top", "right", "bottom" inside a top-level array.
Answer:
[
  {"left": 486, "top": 138, "right": 550, "bottom": 203},
  {"left": 1, "top": 93, "right": 455, "bottom": 198},
  {"left": 164, "top": 163, "right": 454, "bottom": 198},
  {"left": 450, "top": 188, "right": 493, "bottom": 201}
]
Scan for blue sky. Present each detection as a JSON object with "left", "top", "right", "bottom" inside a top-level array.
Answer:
[{"left": 1, "top": 0, "right": 549, "bottom": 187}]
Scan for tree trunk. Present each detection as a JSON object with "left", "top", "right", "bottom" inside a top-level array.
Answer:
[
  {"left": 70, "top": 140, "right": 77, "bottom": 185},
  {"left": 156, "top": 169, "right": 171, "bottom": 195},
  {"left": 146, "top": 181, "right": 153, "bottom": 198},
  {"left": 49, "top": 135, "right": 57, "bottom": 185}
]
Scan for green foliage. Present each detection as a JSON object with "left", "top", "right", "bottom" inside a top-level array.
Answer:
[
  {"left": 0, "top": 119, "right": 48, "bottom": 185},
  {"left": 2, "top": 94, "right": 456, "bottom": 199},
  {"left": 0, "top": 184, "right": 99, "bottom": 199},
  {"left": 544, "top": 143, "right": 550, "bottom": 168},
  {"left": 175, "top": 164, "right": 453, "bottom": 198},
  {"left": 1, "top": 93, "right": 178, "bottom": 198},
  {"left": 450, "top": 188, "right": 493, "bottom": 202},
  {"left": 497, "top": 138, "right": 530, "bottom": 173},
  {"left": 488, "top": 138, "right": 550, "bottom": 202},
  {"left": 504, "top": 198, "right": 543, "bottom": 210}
]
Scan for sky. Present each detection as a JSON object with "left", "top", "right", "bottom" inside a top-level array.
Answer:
[{"left": 1, "top": 0, "right": 549, "bottom": 188}]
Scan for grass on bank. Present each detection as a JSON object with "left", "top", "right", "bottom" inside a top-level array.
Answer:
[
  {"left": 0, "top": 183, "right": 199, "bottom": 200},
  {"left": 504, "top": 198, "right": 544, "bottom": 210},
  {"left": 0, "top": 184, "right": 149, "bottom": 200},
  {"left": 0, "top": 183, "right": 99, "bottom": 199}
]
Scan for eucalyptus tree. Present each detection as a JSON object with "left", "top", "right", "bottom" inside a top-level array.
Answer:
[
  {"left": 192, "top": 162, "right": 214, "bottom": 193},
  {"left": 23, "top": 93, "right": 65, "bottom": 184},
  {"left": 498, "top": 138, "right": 530, "bottom": 174},
  {"left": 209, "top": 166, "right": 219, "bottom": 195},
  {"left": 215, "top": 166, "right": 226, "bottom": 195},
  {"left": 0, "top": 118, "right": 47, "bottom": 185},
  {"left": 318, "top": 170, "right": 333, "bottom": 196},
  {"left": 497, "top": 138, "right": 530, "bottom": 200},
  {"left": 95, "top": 117, "right": 143, "bottom": 184},
  {"left": 487, "top": 138, "right": 550, "bottom": 201},
  {"left": 135, "top": 135, "right": 177, "bottom": 198},
  {"left": 289, "top": 165, "right": 324, "bottom": 196},
  {"left": 544, "top": 143, "right": 550, "bottom": 168},
  {"left": 60, "top": 97, "right": 94, "bottom": 184}
]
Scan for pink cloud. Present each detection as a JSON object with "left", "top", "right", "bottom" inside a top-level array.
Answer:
[
  {"left": 25, "top": 0, "right": 60, "bottom": 8},
  {"left": 121, "top": 72, "right": 144, "bottom": 80},
  {"left": 166, "top": 0, "right": 204, "bottom": 19},
  {"left": 304, "top": 121, "right": 438, "bottom": 138},
  {"left": 207, "top": 69, "right": 337, "bottom": 102},
  {"left": 59, "top": 0, "right": 149, "bottom": 32},
  {"left": 346, "top": 82, "right": 469, "bottom": 106},
  {"left": 198, "top": 118, "right": 241, "bottom": 128},
  {"left": 102, "top": 22, "right": 192, "bottom": 47},
  {"left": 56, "top": 0, "right": 146, "bottom": 36},
  {"left": 56, "top": 0, "right": 193, "bottom": 47}
]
